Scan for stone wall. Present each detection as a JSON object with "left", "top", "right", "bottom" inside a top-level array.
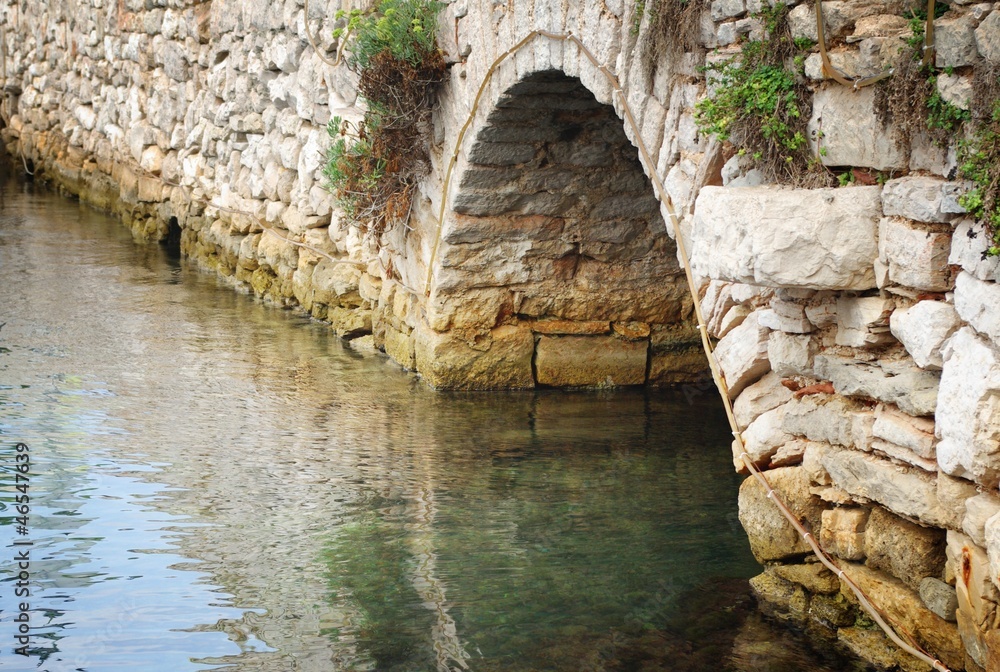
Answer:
[{"left": 4, "top": 0, "right": 1000, "bottom": 668}]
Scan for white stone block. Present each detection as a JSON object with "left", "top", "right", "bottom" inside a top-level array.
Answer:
[
  {"left": 890, "top": 300, "right": 962, "bottom": 370},
  {"left": 768, "top": 331, "right": 816, "bottom": 378},
  {"left": 873, "top": 404, "right": 936, "bottom": 459},
  {"left": 835, "top": 295, "right": 895, "bottom": 347},
  {"left": 808, "top": 86, "right": 906, "bottom": 171},
  {"left": 955, "top": 271, "right": 1000, "bottom": 345},
  {"left": 937, "top": 327, "right": 1000, "bottom": 486},
  {"left": 690, "top": 186, "right": 881, "bottom": 290},
  {"left": 714, "top": 310, "right": 771, "bottom": 399},
  {"left": 881, "top": 176, "right": 962, "bottom": 223},
  {"left": 950, "top": 219, "right": 1000, "bottom": 283},
  {"left": 879, "top": 217, "right": 953, "bottom": 292}
]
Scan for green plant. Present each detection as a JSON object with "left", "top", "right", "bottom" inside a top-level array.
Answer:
[
  {"left": 837, "top": 170, "right": 855, "bottom": 187},
  {"left": 324, "top": 0, "right": 447, "bottom": 246},
  {"left": 926, "top": 74, "right": 971, "bottom": 132},
  {"left": 695, "top": 3, "right": 824, "bottom": 184},
  {"left": 958, "top": 101, "right": 1000, "bottom": 256}
]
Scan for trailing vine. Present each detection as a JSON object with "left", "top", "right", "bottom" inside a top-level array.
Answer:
[{"left": 323, "top": 0, "right": 447, "bottom": 246}]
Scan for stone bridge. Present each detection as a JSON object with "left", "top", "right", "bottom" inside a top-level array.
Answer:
[{"left": 4, "top": 0, "right": 1000, "bottom": 669}]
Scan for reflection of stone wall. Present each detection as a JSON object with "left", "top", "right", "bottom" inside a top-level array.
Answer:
[{"left": 5, "top": 0, "right": 1000, "bottom": 667}]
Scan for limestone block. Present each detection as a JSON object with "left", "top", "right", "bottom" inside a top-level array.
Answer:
[
  {"left": 820, "top": 507, "right": 870, "bottom": 561},
  {"left": 768, "top": 331, "right": 817, "bottom": 378},
  {"left": 414, "top": 323, "right": 534, "bottom": 390},
  {"left": 717, "top": 304, "right": 751, "bottom": 339},
  {"left": 937, "top": 72, "right": 974, "bottom": 110},
  {"left": 840, "top": 563, "right": 965, "bottom": 670},
  {"left": 808, "top": 86, "right": 906, "bottom": 171},
  {"left": 955, "top": 271, "right": 1000, "bottom": 345},
  {"left": 881, "top": 176, "right": 963, "bottom": 223},
  {"left": 878, "top": 217, "right": 953, "bottom": 292},
  {"left": 782, "top": 396, "right": 875, "bottom": 451},
  {"left": 935, "top": 12, "right": 980, "bottom": 68},
  {"left": 733, "top": 371, "right": 795, "bottom": 428},
  {"left": 311, "top": 259, "right": 361, "bottom": 308},
  {"left": 749, "top": 570, "right": 810, "bottom": 622},
  {"left": 805, "top": 297, "right": 838, "bottom": 329},
  {"left": 787, "top": 2, "right": 854, "bottom": 42},
  {"left": 920, "top": 577, "right": 958, "bottom": 622},
  {"left": 814, "top": 354, "right": 940, "bottom": 417},
  {"left": 738, "top": 466, "right": 823, "bottom": 563},
  {"left": 804, "top": 51, "right": 862, "bottom": 81},
  {"left": 772, "top": 563, "right": 841, "bottom": 594},
  {"left": 964, "top": 493, "right": 1000, "bottom": 548},
  {"left": 733, "top": 404, "right": 794, "bottom": 472},
  {"left": 976, "top": 10, "right": 1000, "bottom": 63},
  {"left": 803, "top": 440, "right": 834, "bottom": 486},
  {"left": 890, "top": 300, "right": 962, "bottom": 370},
  {"left": 950, "top": 219, "right": 1000, "bottom": 283},
  {"left": 949, "top": 530, "right": 1000, "bottom": 627},
  {"left": 835, "top": 295, "right": 895, "bottom": 347},
  {"left": 872, "top": 404, "right": 936, "bottom": 460},
  {"left": 938, "top": 473, "right": 979, "bottom": 532},
  {"left": 534, "top": 334, "right": 647, "bottom": 387},
  {"left": 714, "top": 310, "right": 771, "bottom": 398},
  {"left": 763, "top": 299, "right": 814, "bottom": 333},
  {"left": 329, "top": 306, "right": 372, "bottom": 340},
  {"left": 711, "top": 0, "right": 745, "bottom": 21},
  {"left": 864, "top": 506, "right": 946, "bottom": 590},
  {"left": 690, "top": 186, "right": 881, "bottom": 290},
  {"left": 819, "top": 448, "right": 951, "bottom": 527},
  {"left": 936, "top": 327, "right": 1000, "bottom": 487}
]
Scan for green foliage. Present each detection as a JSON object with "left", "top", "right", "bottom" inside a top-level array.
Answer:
[
  {"left": 695, "top": 3, "right": 821, "bottom": 183},
  {"left": 336, "top": 0, "right": 443, "bottom": 70},
  {"left": 958, "top": 101, "right": 1000, "bottom": 256},
  {"left": 324, "top": 0, "right": 447, "bottom": 247},
  {"left": 837, "top": 170, "right": 855, "bottom": 187},
  {"left": 926, "top": 74, "right": 972, "bottom": 132}
]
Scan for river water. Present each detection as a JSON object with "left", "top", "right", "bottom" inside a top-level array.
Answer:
[{"left": 0, "top": 169, "right": 867, "bottom": 671}]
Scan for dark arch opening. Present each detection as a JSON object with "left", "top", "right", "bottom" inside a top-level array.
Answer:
[
  {"left": 445, "top": 70, "right": 703, "bottom": 387},
  {"left": 162, "top": 216, "right": 182, "bottom": 259}
]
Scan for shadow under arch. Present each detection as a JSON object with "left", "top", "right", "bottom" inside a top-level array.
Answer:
[{"left": 426, "top": 69, "right": 704, "bottom": 388}]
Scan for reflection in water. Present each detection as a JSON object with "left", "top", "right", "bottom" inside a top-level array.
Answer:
[{"left": 0, "top": 171, "right": 865, "bottom": 671}]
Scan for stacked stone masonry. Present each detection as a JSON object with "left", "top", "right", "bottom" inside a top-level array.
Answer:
[{"left": 3, "top": 0, "right": 1000, "bottom": 668}]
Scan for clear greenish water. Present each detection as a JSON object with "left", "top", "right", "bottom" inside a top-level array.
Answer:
[{"left": 0, "top": 171, "right": 866, "bottom": 671}]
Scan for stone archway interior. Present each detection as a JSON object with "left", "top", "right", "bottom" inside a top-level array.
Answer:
[{"left": 441, "top": 70, "right": 702, "bottom": 386}]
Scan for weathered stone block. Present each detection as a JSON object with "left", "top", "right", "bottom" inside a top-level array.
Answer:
[
  {"left": 919, "top": 577, "right": 958, "bottom": 622},
  {"left": 733, "top": 404, "right": 793, "bottom": 472},
  {"left": 738, "top": 466, "right": 823, "bottom": 563},
  {"left": 955, "top": 271, "right": 1000, "bottom": 345},
  {"left": 950, "top": 219, "right": 1000, "bottom": 283},
  {"left": 534, "top": 334, "right": 647, "bottom": 387},
  {"left": 935, "top": 12, "right": 980, "bottom": 68},
  {"left": 768, "top": 331, "right": 816, "bottom": 378},
  {"left": 890, "top": 300, "right": 962, "bottom": 370},
  {"left": 819, "top": 448, "right": 951, "bottom": 528},
  {"left": 713, "top": 310, "right": 770, "bottom": 398},
  {"left": 414, "top": 324, "right": 535, "bottom": 390},
  {"left": 949, "top": 530, "right": 1000, "bottom": 629},
  {"left": 733, "top": 371, "right": 794, "bottom": 428},
  {"left": 864, "top": 506, "right": 946, "bottom": 590},
  {"left": 835, "top": 295, "right": 895, "bottom": 347},
  {"left": 466, "top": 141, "right": 536, "bottom": 166},
  {"left": 879, "top": 217, "right": 953, "bottom": 292},
  {"left": 964, "top": 493, "right": 1000, "bottom": 549},
  {"left": 936, "top": 327, "right": 1000, "bottom": 487},
  {"left": 772, "top": 563, "right": 841, "bottom": 594},
  {"left": 690, "top": 185, "right": 881, "bottom": 290},
  {"left": 808, "top": 86, "right": 906, "bottom": 171},
  {"left": 840, "top": 563, "right": 966, "bottom": 670},
  {"left": 881, "top": 176, "right": 962, "bottom": 223},
  {"left": 821, "top": 507, "right": 869, "bottom": 561},
  {"left": 976, "top": 10, "right": 1000, "bottom": 64},
  {"left": 872, "top": 404, "right": 936, "bottom": 459},
  {"left": 782, "top": 396, "right": 874, "bottom": 451},
  {"left": 814, "top": 354, "right": 939, "bottom": 417}
]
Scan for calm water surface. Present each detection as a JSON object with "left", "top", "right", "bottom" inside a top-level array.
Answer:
[{"left": 0, "top": 171, "right": 864, "bottom": 671}]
